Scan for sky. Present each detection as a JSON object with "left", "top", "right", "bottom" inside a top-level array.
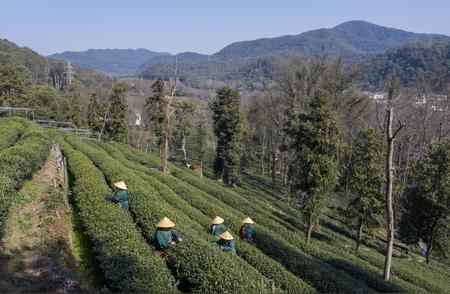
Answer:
[{"left": 1, "top": 0, "right": 449, "bottom": 56}]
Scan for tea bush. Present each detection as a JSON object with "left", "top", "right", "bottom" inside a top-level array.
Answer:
[{"left": 0, "top": 118, "right": 25, "bottom": 150}]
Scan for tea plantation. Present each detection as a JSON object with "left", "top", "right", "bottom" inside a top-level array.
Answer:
[{"left": 0, "top": 119, "right": 449, "bottom": 293}]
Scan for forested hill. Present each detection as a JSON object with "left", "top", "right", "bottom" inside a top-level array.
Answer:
[
  {"left": 138, "top": 21, "right": 444, "bottom": 91},
  {"left": 357, "top": 36, "right": 450, "bottom": 91},
  {"left": 49, "top": 48, "right": 171, "bottom": 76},
  {"left": 0, "top": 38, "right": 113, "bottom": 123},
  {"left": 213, "top": 20, "right": 439, "bottom": 59}
]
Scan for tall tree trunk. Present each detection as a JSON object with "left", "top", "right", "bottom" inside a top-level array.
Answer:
[
  {"left": 426, "top": 244, "right": 432, "bottom": 264},
  {"left": 356, "top": 218, "right": 364, "bottom": 253},
  {"left": 181, "top": 130, "right": 187, "bottom": 165},
  {"left": 426, "top": 217, "right": 439, "bottom": 264},
  {"left": 261, "top": 133, "right": 266, "bottom": 176},
  {"left": 200, "top": 158, "right": 203, "bottom": 179},
  {"left": 271, "top": 143, "right": 276, "bottom": 183},
  {"left": 306, "top": 217, "right": 314, "bottom": 244},
  {"left": 162, "top": 133, "right": 169, "bottom": 173},
  {"left": 99, "top": 102, "right": 111, "bottom": 141},
  {"left": 384, "top": 107, "right": 395, "bottom": 281}
]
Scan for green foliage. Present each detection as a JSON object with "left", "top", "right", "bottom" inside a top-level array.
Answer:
[
  {"left": 146, "top": 77, "right": 165, "bottom": 145},
  {"left": 400, "top": 141, "right": 450, "bottom": 263},
  {"left": 344, "top": 128, "right": 385, "bottom": 243},
  {"left": 69, "top": 94, "right": 85, "bottom": 127},
  {"left": 358, "top": 36, "right": 450, "bottom": 91},
  {"left": 0, "top": 118, "right": 25, "bottom": 150},
  {"left": 211, "top": 87, "right": 245, "bottom": 184},
  {"left": 0, "top": 64, "right": 30, "bottom": 105},
  {"left": 29, "top": 85, "right": 70, "bottom": 120},
  {"left": 55, "top": 133, "right": 177, "bottom": 292},
  {"left": 287, "top": 89, "right": 341, "bottom": 227},
  {"left": 173, "top": 97, "right": 195, "bottom": 159},
  {"left": 87, "top": 93, "right": 103, "bottom": 134},
  {"left": 108, "top": 82, "right": 129, "bottom": 142},
  {"left": 0, "top": 122, "right": 50, "bottom": 235}
]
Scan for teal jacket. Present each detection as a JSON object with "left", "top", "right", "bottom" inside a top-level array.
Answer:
[
  {"left": 240, "top": 224, "right": 256, "bottom": 242},
  {"left": 105, "top": 189, "right": 129, "bottom": 212},
  {"left": 155, "top": 228, "right": 182, "bottom": 250},
  {"left": 212, "top": 239, "right": 236, "bottom": 254},
  {"left": 210, "top": 224, "right": 228, "bottom": 237}
]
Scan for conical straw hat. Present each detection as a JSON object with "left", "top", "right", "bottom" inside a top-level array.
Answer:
[
  {"left": 157, "top": 217, "right": 175, "bottom": 228},
  {"left": 113, "top": 181, "right": 127, "bottom": 190},
  {"left": 211, "top": 216, "right": 224, "bottom": 225},
  {"left": 219, "top": 231, "right": 234, "bottom": 240},
  {"left": 242, "top": 217, "right": 254, "bottom": 224}
]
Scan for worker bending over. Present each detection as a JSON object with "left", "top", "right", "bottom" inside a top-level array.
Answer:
[
  {"left": 240, "top": 217, "right": 256, "bottom": 243},
  {"left": 212, "top": 231, "right": 236, "bottom": 254},
  {"left": 210, "top": 216, "right": 229, "bottom": 237},
  {"left": 105, "top": 181, "right": 129, "bottom": 212},
  {"left": 155, "top": 217, "right": 183, "bottom": 250}
]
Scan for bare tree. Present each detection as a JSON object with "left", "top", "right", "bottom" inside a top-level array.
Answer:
[
  {"left": 160, "top": 59, "right": 179, "bottom": 173},
  {"left": 383, "top": 75, "right": 404, "bottom": 281}
]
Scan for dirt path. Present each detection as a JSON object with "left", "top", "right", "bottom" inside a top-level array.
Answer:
[{"left": 0, "top": 148, "right": 89, "bottom": 292}]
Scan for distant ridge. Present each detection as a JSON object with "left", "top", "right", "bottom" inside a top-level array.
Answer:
[
  {"left": 139, "top": 21, "right": 444, "bottom": 90},
  {"left": 213, "top": 20, "right": 440, "bottom": 59},
  {"left": 49, "top": 48, "right": 170, "bottom": 76},
  {"left": 49, "top": 21, "right": 444, "bottom": 86}
]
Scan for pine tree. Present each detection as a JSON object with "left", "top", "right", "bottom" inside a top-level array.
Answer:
[
  {"left": 286, "top": 89, "right": 341, "bottom": 244},
  {"left": 146, "top": 77, "right": 165, "bottom": 145},
  {"left": 173, "top": 98, "right": 195, "bottom": 165},
  {"left": 87, "top": 93, "right": 103, "bottom": 136},
  {"left": 108, "top": 82, "right": 129, "bottom": 143},
  {"left": 211, "top": 87, "right": 244, "bottom": 185},
  {"left": 345, "top": 128, "right": 385, "bottom": 252},
  {"left": 401, "top": 141, "right": 450, "bottom": 264}
]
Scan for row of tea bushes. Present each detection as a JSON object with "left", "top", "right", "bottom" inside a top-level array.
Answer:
[
  {"left": 95, "top": 141, "right": 315, "bottom": 293},
  {"left": 0, "top": 124, "right": 50, "bottom": 235},
  {"left": 55, "top": 134, "right": 178, "bottom": 292},
  {"left": 67, "top": 137, "right": 272, "bottom": 293}
]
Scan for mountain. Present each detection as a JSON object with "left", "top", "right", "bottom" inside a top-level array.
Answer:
[
  {"left": 213, "top": 20, "right": 439, "bottom": 59},
  {"left": 140, "top": 52, "right": 208, "bottom": 67},
  {"left": 49, "top": 48, "right": 171, "bottom": 76},
  {"left": 139, "top": 21, "right": 443, "bottom": 91},
  {"left": 358, "top": 36, "right": 450, "bottom": 91}
]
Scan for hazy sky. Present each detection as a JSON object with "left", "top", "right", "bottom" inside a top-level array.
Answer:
[{"left": 1, "top": 0, "right": 449, "bottom": 56}]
